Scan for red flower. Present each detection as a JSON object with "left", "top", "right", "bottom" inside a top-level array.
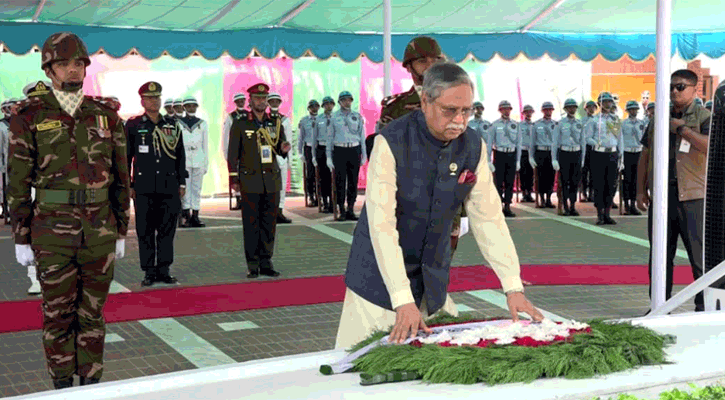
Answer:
[{"left": 458, "top": 169, "right": 477, "bottom": 185}]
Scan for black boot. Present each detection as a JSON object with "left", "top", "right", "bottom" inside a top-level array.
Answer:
[
  {"left": 141, "top": 271, "right": 156, "bottom": 286},
  {"left": 277, "top": 208, "right": 292, "bottom": 224},
  {"left": 604, "top": 208, "right": 617, "bottom": 225},
  {"left": 346, "top": 204, "right": 358, "bottom": 221},
  {"left": 309, "top": 195, "right": 318, "bottom": 207},
  {"left": 336, "top": 205, "right": 347, "bottom": 221},
  {"left": 503, "top": 204, "right": 516, "bottom": 217},
  {"left": 569, "top": 200, "right": 580, "bottom": 216},
  {"left": 630, "top": 200, "right": 642, "bottom": 216},
  {"left": 80, "top": 376, "right": 100, "bottom": 386},
  {"left": 179, "top": 209, "right": 190, "bottom": 228},
  {"left": 596, "top": 209, "right": 606, "bottom": 225},
  {"left": 190, "top": 210, "right": 206, "bottom": 227},
  {"left": 323, "top": 199, "right": 333, "bottom": 214},
  {"left": 52, "top": 377, "right": 74, "bottom": 389}
]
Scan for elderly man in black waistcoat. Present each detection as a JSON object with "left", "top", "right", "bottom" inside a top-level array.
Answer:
[{"left": 335, "top": 62, "right": 543, "bottom": 348}]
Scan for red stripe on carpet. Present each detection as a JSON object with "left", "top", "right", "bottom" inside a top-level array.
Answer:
[{"left": 0, "top": 264, "right": 695, "bottom": 333}]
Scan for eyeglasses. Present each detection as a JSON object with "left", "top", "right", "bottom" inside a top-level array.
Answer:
[
  {"left": 671, "top": 83, "right": 695, "bottom": 92},
  {"left": 435, "top": 101, "right": 472, "bottom": 119}
]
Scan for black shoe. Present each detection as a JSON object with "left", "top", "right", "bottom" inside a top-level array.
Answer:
[
  {"left": 141, "top": 273, "right": 156, "bottom": 286},
  {"left": 612, "top": 203, "right": 618, "bottom": 209},
  {"left": 323, "top": 204, "right": 333, "bottom": 214},
  {"left": 596, "top": 211, "right": 605, "bottom": 225},
  {"left": 336, "top": 206, "right": 347, "bottom": 221},
  {"left": 260, "top": 268, "right": 281, "bottom": 277},
  {"left": 277, "top": 209, "right": 292, "bottom": 224},
  {"left": 247, "top": 270, "right": 259, "bottom": 278},
  {"left": 569, "top": 208, "right": 580, "bottom": 216},
  {"left": 190, "top": 211, "right": 206, "bottom": 227},
  {"left": 630, "top": 205, "right": 642, "bottom": 216},
  {"left": 503, "top": 205, "right": 516, "bottom": 218},
  {"left": 310, "top": 199, "right": 318, "bottom": 207},
  {"left": 604, "top": 215, "right": 617, "bottom": 225},
  {"left": 80, "top": 376, "right": 100, "bottom": 386},
  {"left": 545, "top": 201, "right": 555, "bottom": 209},
  {"left": 523, "top": 194, "right": 535, "bottom": 202},
  {"left": 52, "top": 377, "right": 74, "bottom": 389},
  {"left": 156, "top": 275, "right": 178, "bottom": 284},
  {"left": 346, "top": 209, "right": 358, "bottom": 221},
  {"left": 562, "top": 208, "right": 571, "bottom": 216}
]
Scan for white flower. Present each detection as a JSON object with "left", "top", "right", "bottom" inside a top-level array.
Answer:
[{"left": 416, "top": 318, "right": 589, "bottom": 346}]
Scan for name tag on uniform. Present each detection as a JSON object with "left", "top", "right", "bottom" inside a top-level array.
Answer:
[
  {"left": 139, "top": 145, "right": 149, "bottom": 153},
  {"left": 261, "top": 145, "right": 273, "bottom": 163},
  {"left": 679, "top": 139, "right": 691, "bottom": 153},
  {"left": 37, "top": 120, "right": 62, "bottom": 131}
]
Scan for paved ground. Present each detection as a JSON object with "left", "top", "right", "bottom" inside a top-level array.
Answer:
[{"left": 0, "top": 193, "right": 700, "bottom": 398}]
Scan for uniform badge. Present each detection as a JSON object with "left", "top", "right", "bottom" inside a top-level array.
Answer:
[
  {"left": 576, "top": 123, "right": 582, "bottom": 129},
  {"left": 149, "top": 82, "right": 157, "bottom": 91},
  {"left": 245, "top": 130, "right": 254, "bottom": 139},
  {"left": 638, "top": 124, "right": 643, "bottom": 130},
  {"left": 351, "top": 116, "right": 357, "bottom": 121},
  {"left": 550, "top": 123, "right": 555, "bottom": 129},
  {"left": 258, "top": 85, "right": 265, "bottom": 92},
  {"left": 96, "top": 115, "right": 110, "bottom": 137},
  {"left": 260, "top": 145, "right": 273, "bottom": 164},
  {"left": 510, "top": 123, "right": 516, "bottom": 129},
  {"left": 483, "top": 124, "right": 489, "bottom": 130},
  {"left": 449, "top": 163, "right": 458, "bottom": 176},
  {"left": 36, "top": 119, "right": 62, "bottom": 131}
]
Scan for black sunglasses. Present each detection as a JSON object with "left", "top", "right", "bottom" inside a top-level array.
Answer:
[{"left": 670, "top": 83, "right": 694, "bottom": 92}]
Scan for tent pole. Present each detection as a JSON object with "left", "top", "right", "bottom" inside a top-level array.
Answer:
[
  {"left": 383, "top": 0, "right": 392, "bottom": 97},
  {"left": 650, "top": 0, "right": 672, "bottom": 313}
]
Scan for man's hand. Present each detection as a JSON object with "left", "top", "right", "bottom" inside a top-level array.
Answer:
[
  {"left": 636, "top": 191, "right": 650, "bottom": 211},
  {"left": 231, "top": 183, "right": 240, "bottom": 193},
  {"left": 670, "top": 118, "right": 685, "bottom": 134},
  {"left": 516, "top": 161, "right": 521, "bottom": 171},
  {"left": 326, "top": 159, "right": 334, "bottom": 171},
  {"left": 506, "top": 292, "right": 544, "bottom": 323},
  {"left": 281, "top": 142, "right": 292, "bottom": 154},
  {"left": 390, "top": 302, "right": 432, "bottom": 344},
  {"left": 312, "top": 158, "right": 318, "bottom": 167},
  {"left": 552, "top": 160, "right": 560, "bottom": 171},
  {"left": 179, "top": 187, "right": 186, "bottom": 197},
  {"left": 529, "top": 157, "right": 537, "bottom": 169}
]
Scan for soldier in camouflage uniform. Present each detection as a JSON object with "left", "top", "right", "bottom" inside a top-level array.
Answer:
[
  {"left": 1, "top": 100, "right": 11, "bottom": 223},
  {"left": 7, "top": 32, "right": 130, "bottom": 389}
]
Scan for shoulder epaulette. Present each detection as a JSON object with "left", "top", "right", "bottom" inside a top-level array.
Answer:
[
  {"left": 380, "top": 92, "right": 406, "bottom": 107},
  {"left": 86, "top": 96, "right": 121, "bottom": 112},
  {"left": 12, "top": 97, "right": 43, "bottom": 115}
]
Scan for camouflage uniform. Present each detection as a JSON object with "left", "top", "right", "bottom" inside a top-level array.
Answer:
[{"left": 7, "top": 33, "right": 130, "bottom": 387}]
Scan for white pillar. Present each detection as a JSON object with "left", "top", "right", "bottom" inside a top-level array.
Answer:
[
  {"left": 651, "top": 0, "right": 672, "bottom": 311},
  {"left": 383, "top": 0, "right": 392, "bottom": 97}
]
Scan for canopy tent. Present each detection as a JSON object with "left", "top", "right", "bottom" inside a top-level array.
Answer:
[{"left": 1, "top": 0, "right": 725, "bottom": 62}]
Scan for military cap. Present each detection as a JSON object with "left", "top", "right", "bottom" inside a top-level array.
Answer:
[
  {"left": 9, "top": 97, "right": 20, "bottom": 104},
  {"left": 233, "top": 93, "right": 246, "bottom": 101},
  {"left": 183, "top": 97, "right": 198, "bottom": 105},
  {"left": 338, "top": 91, "right": 353, "bottom": 101},
  {"left": 164, "top": 99, "right": 174, "bottom": 107},
  {"left": 322, "top": 96, "right": 335, "bottom": 105},
  {"left": 41, "top": 32, "right": 91, "bottom": 71},
  {"left": 541, "top": 101, "right": 555, "bottom": 110},
  {"left": 173, "top": 98, "right": 183, "bottom": 106},
  {"left": 585, "top": 100, "right": 598, "bottom": 108},
  {"left": 403, "top": 36, "right": 443, "bottom": 67},
  {"left": 308, "top": 99, "right": 320, "bottom": 107},
  {"left": 563, "top": 98, "right": 578, "bottom": 108},
  {"left": 267, "top": 92, "right": 282, "bottom": 102},
  {"left": 625, "top": 100, "right": 640, "bottom": 110},
  {"left": 473, "top": 101, "right": 484, "bottom": 109},
  {"left": 138, "top": 81, "right": 162, "bottom": 97},
  {"left": 522, "top": 104, "right": 534, "bottom": 112},
  {"left": 248, "top": 83, "right": 270, "bottom": 96},
  {"left": 706, "top": 100, "right": 713, "bottom": 109},
  {"left": 647, "top": 102, "right": 655, "bottom": 110},
  {"left": 598, "top": 92, "right": 613, "bottom": 102},
  {"left": 498, "top": 100, "right": 512, "bottom": 109},
  {"left": 23, "top": 81, "right": 51, "bottom": 97}
]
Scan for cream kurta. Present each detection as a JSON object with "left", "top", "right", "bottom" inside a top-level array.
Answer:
[{"left": 335, "top": 135, "right": 524, "bottom": 349}]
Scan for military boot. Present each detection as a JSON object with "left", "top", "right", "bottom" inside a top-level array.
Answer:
[
  {"left": 503, "top": 204, "right": 516, "bottom": 218},
  {"left": 52, "top": 377, "right": 73, "bottom": 389},
  {"left": 336, "top": 205, "right": 347, "bottom": 221},
  {"left": 345, "top": 204, "right": 358, "bottom": 221},
  {"left": 190, "top": 210, "right": 206, "bottom": 227},
  {"left": 277, "top": 208, "right": 292, "bottom": 224},
  {"left": 80, "top": 376, "right": 100, "bottom": 386}
]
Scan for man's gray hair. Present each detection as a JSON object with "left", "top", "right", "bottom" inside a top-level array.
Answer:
[{"left": 422, "top": 62, "right": 474, "bottom": 102}]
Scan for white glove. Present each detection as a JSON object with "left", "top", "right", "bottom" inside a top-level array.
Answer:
[
  {"left": 300, "top": 155, "right": 306, "bottom": 164},
  {"left": 529, "top": 157, "right": 537, "bottom": 168},
  {"left": 116, "top": 239, "right": 125, "bottom": 259},
  {"left": 488, "top": 162, "right": 495, "bottom": 173},
  {"left": 459, "top": 217, "right": 469, "bottom": 237},
  {"left": 15, "top": 244, "right": 35, "bottom": 266},
  {"left": 516, "top": 161, "right": 521, "bottom": 171},
  {"left": 618, "top": 161, "right": 624, "bottom": 172},
  {"left": 552, "top": 160, "right": 560, "bottom": 171},
  {"left": 327, "top": 159, "right": 334, "bottom": 170},
  {"left": 312, "top": 158, "right": 318, "bottom": 167}
]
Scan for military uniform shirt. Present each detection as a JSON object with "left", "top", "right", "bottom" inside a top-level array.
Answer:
[
  {"left": 530, "top": 118, "right": 558, "bottom": 149},
  {"left": 297, "top": 114, "right": 317, "bottom": 155},
  {"left": 585, "top": 113, "right": 624, "bottom": 161},
  {"left": 312, "top": 112, "right": 333, "bottom": 160},
  {"left": 469, "top": 118, "right": 491, "bottom": 145},
  {"left": 326, "top": 109, "right": 366, "bottom": 161},
  {"left": 488, "top": 118, "right": 519, "bottom": 161},
  {"left": 516, "top": 120, "right": 534, "bottom": 164},
  {"left": 622, "top": 117, "right": 645, "bottom": 150},
  {"left": 179, "top": 116, "right": 208, "bottom": 170},
  {"left": 222, "top": 110, "right": 248, "bottom": 162},
  {"left": 552, "top": 116, "right": 586, "bottom": 163},
  {"left": 0, "top": 118, "right": 9, "bottom": 172}
]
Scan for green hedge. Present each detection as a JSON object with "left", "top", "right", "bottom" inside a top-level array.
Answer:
[{"left": 593, "top": 383, "right": 725, "bottom": 400}]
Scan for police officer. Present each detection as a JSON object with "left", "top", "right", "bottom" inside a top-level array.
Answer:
[
  {"left": 163, "top": 99, "right": 175, "bottom": 117},
  {"left": 222, "top": 93, "right": 248, "bottom": 211},
  {"left": 529, "top": 101, "right": 558, "bottom": 208},
  {"left": 469, "top": 101, "right": 491, "bottom": 147},
  {"left": 8, "top": 32, "right": 130, "bottom": 388},
  {"left": 585, "top": 92, "right": 623, "bottom": 225},
  {"left": 179, "top": 96, "right": 208, "bottom": 227},
  {"left": 267, "top": 93, "right": 293, "bottom": 224},
  {"left": 298, "top": 99, "right": 320, "bottom": 207},
  {"left": 367, "top": 36, "right": 444, "bottom": 160},
  {"left": 227, "top": 83, "right": 291, "bottom": 278},
  {"left": 312, "top": 96, "right": 335, "bottom": 213},
  {"left": 581, "top": 100, "right": 598, "bottom": 202},
  {"left": 621, "top": 100, "right": 645, "bottom": 216},
  {"left": 552, "top": 98, "right": 586, "bottom": 216},
  {"left": 327, "top": 91, "right": 366, "bottom": 221},
  {"left": 172, "top": 98, "right": 185, "bottom": 118},
  {"left": 127, "top": 82, "right": 185, "bottom": 286},
  {"left": 489, "top": 100, "right": 519, "bottom": 217},
  {"left": 517, "top": 104, "right": 535, "bottom": 202}
]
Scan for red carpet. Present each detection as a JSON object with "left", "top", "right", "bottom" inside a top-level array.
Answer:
[{"left": 0, "top": 264, "right": 694, "bottom": 333}]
